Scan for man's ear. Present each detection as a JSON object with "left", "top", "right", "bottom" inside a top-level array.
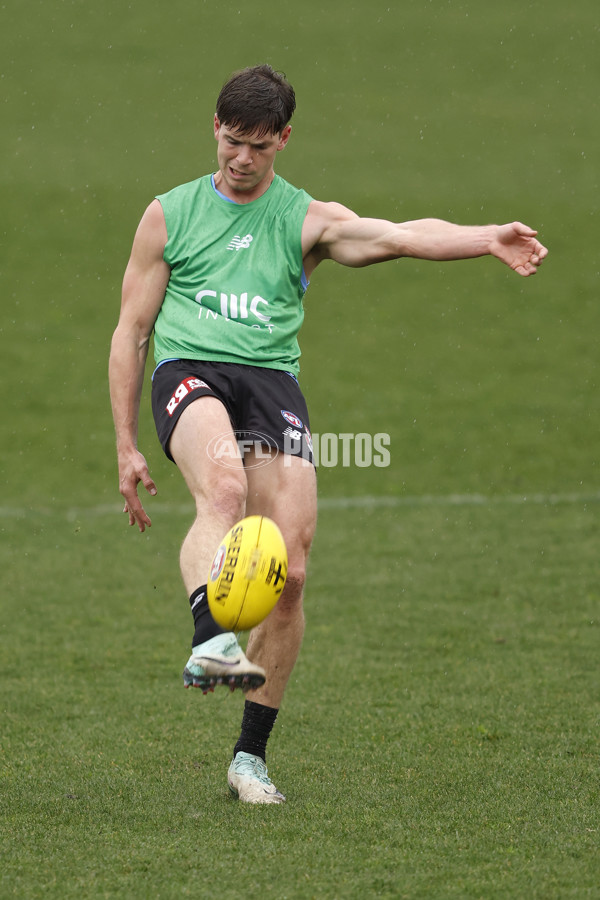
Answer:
[{"left": 278, "top": 125, "right": 292, "bottom": 151}]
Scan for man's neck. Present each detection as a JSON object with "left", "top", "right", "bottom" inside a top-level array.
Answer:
[{"left": 212, "top": 170, "right": 275, "bottom": 205}]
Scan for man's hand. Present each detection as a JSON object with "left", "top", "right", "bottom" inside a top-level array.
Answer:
[
  {"left": 118, "top": 449, "right": 157, "bottom": 532},
  {"left": 489, "top": 222, "right": 548, "bottom": 276}
]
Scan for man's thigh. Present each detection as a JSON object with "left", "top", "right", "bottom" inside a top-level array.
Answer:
[{"left": 169, "top": 396, "right": 245, "bottom": 496}]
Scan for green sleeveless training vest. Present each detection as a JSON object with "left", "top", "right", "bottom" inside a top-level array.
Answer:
[{"left": 153, "top": 174, "right": 313, "bottom": 375}]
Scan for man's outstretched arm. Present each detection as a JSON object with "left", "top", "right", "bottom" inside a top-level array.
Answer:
[{"left": 303, "top": 201, "right": 548, "bottom": 277}]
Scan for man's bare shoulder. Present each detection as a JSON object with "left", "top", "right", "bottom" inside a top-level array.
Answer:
[
  {"left": 302, "top": 199, "right": 358, "bottom": 261},
  {"left": 139, "top": 198, "right": 167, "bottom": 233},
  {"left": 131, "top": 199, "right": 168, "bottom": 260},
  {"left": 305, "top": 198, "right": 358, "bottom": 226}
]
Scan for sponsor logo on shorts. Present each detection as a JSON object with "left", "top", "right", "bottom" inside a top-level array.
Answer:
[
  {"left": 166, "top": 377, "right": 209, "bottom": 417},
  {"left": 304, "top": 428, "right": 314, "bottom": 455},
  {"left": 281, "top": 410, "right": 303, "bottom": 429},
  {"left": 283, "top": 426, "right": 302, "bottom": 442}
]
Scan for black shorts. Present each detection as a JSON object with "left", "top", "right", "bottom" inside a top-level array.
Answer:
[{"left": 151, "top": 360, "right": 314, "bottom": 466}]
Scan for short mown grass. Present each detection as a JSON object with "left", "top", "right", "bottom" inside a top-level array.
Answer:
[{"left": 2, "top": 0, "right": 599, "bottom": 896}]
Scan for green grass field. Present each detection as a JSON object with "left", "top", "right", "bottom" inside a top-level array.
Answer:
[{"left": 1, "top": 0, "right": 599, "bottom": 897}]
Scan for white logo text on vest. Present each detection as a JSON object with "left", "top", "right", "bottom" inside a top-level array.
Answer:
[{"left": 195, "top": 289, "right": 272, "bottom": 329}]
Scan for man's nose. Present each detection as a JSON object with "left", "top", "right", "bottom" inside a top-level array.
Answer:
[{"left": 235, "top": 145, "right": 253, "bottom": 166}]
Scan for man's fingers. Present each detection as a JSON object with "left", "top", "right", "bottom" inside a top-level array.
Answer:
[
  {"left": 122, "top": 499, "right": 152, "bottom": 532},
  {"left": 118, "top": 455, "right": 157, "bottom": 531},
  {"left": 511, "top": 221, "right": 536, "bottom": 237},
  {"left": 142, "top": 476, "right": 158, "bottom": 497},
  {"left": 515, "top": 261, "right": 538, "bottom": 277}
]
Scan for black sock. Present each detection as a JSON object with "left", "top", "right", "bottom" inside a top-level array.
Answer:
[
  {"left": 233, "top": 700, "right": 279, "bottom": 763},
  {"left": 189, "top": 585, "right": 226, "bottom": 649}
]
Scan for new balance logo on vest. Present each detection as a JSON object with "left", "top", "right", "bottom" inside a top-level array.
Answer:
[{"left": 227, "top": 234, "right": 253, "bottom": 251}]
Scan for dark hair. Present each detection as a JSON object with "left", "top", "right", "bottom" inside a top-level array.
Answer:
[{"left": 216, "top": 64, "right": 296, "bottom": 137}]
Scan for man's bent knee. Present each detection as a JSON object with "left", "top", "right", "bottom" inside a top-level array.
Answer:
[
  {"left": 272, "top": 569, "right": 305, "bottom": 617},
  {"left": 197, "top": 471, "right": 247, "bottom": 523}
]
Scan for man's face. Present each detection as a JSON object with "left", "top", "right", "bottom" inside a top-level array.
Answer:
[{"left": 213, "top": 115, "right": 292, "bottom": 201}]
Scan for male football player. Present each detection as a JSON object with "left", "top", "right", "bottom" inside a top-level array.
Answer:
[{"left": 109, "top": 64, "right": 547, "bottom": 803}]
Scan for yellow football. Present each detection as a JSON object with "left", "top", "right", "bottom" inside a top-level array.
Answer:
[{"left": 207, "top": 516, "right": 288, "bottom": 632}]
